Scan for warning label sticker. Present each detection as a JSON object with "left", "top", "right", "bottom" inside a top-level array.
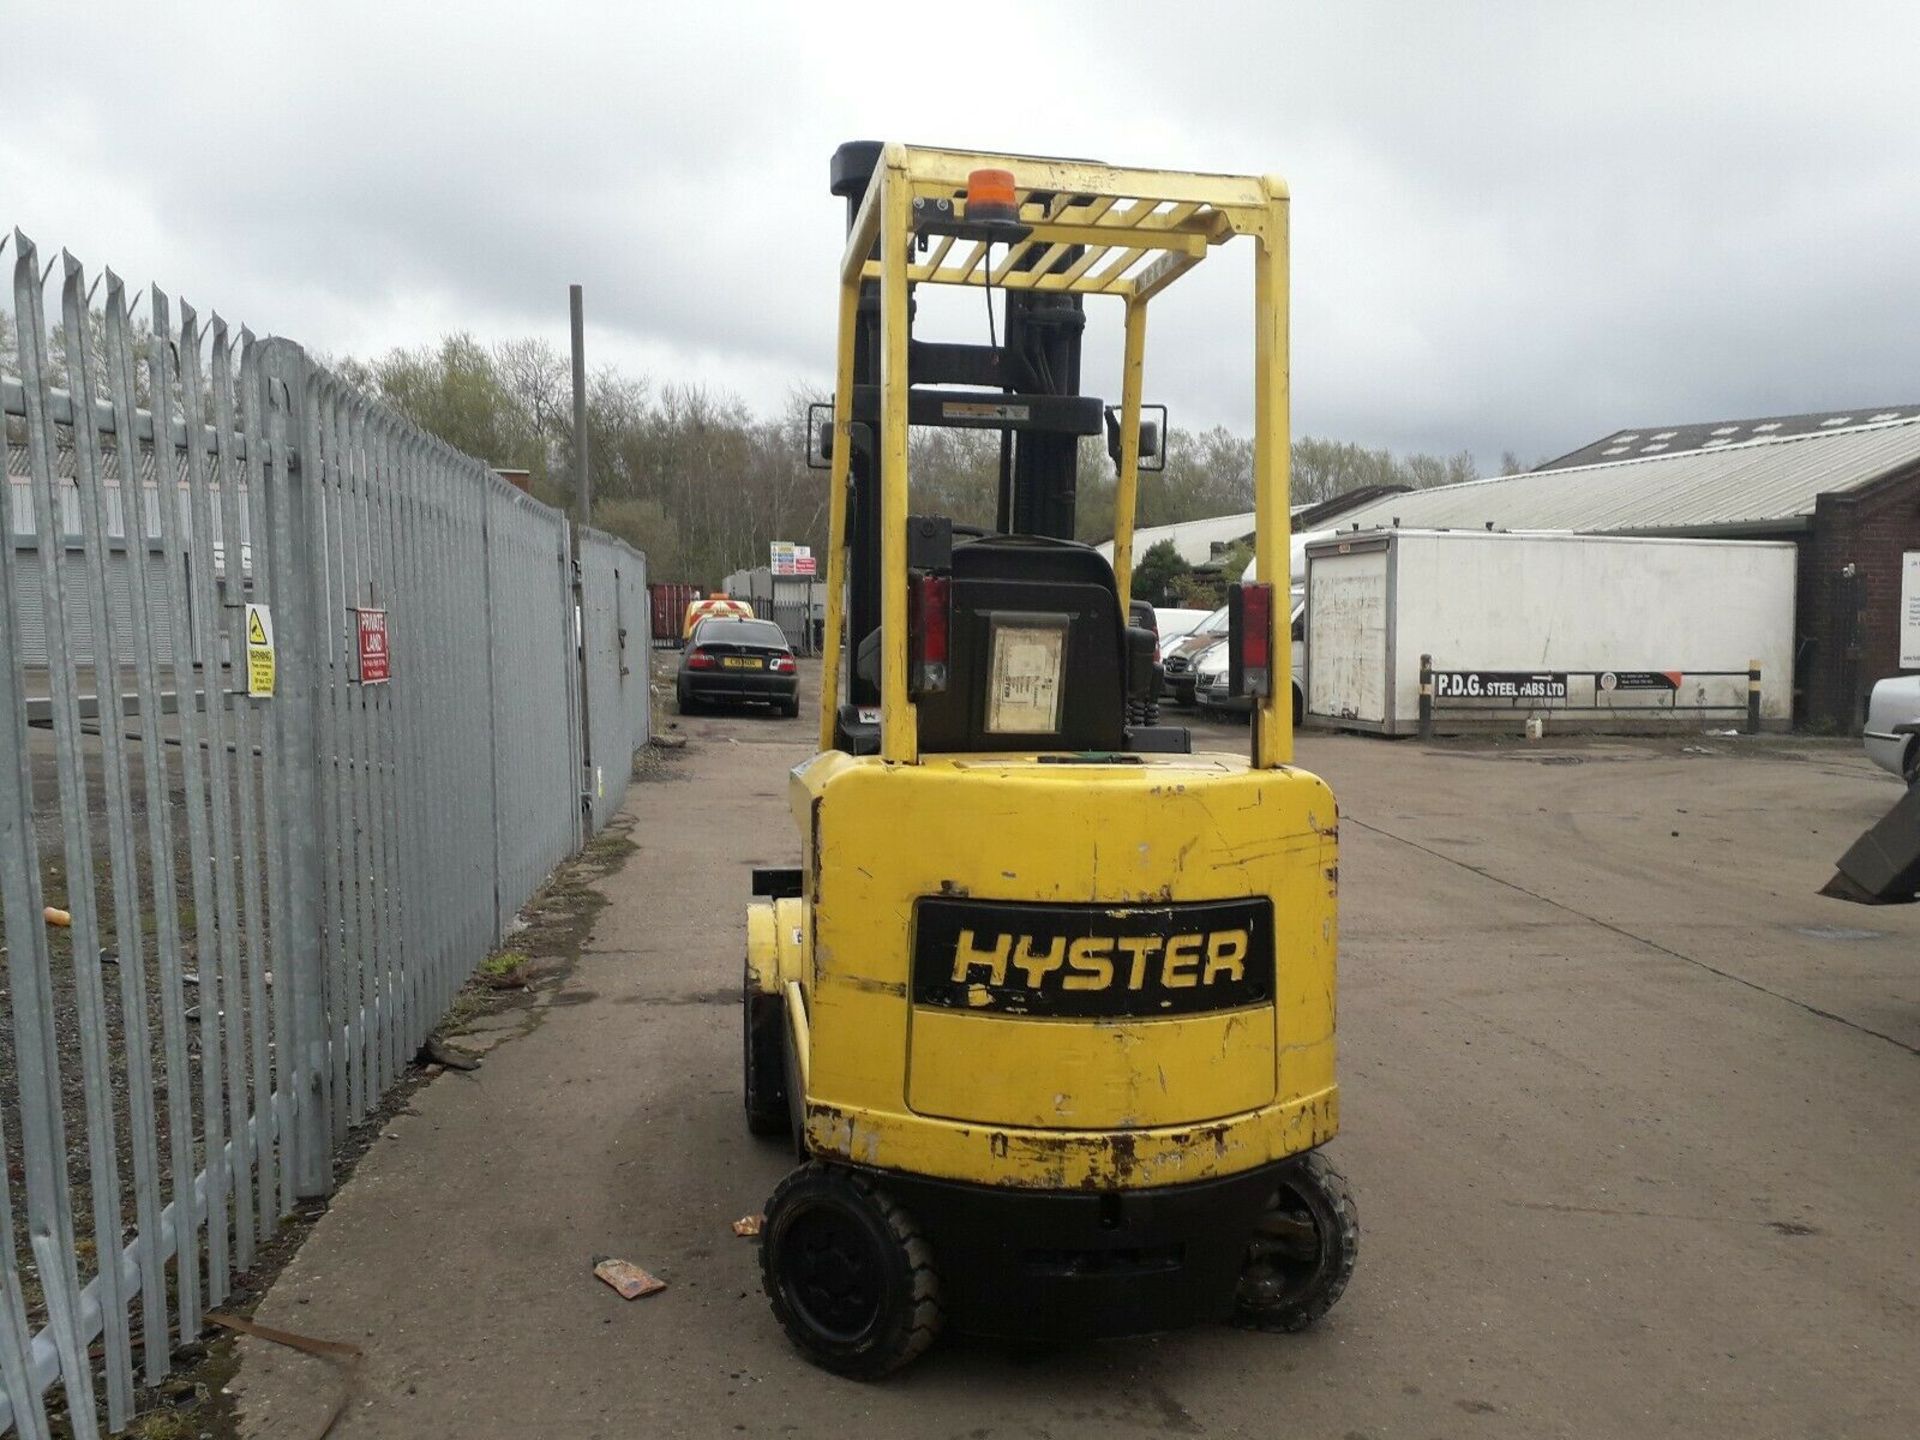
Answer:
[
  {"left": 245, "top": 603, "right": 275, "bottom": 699},
  {"left": 356, "top": 607, "right": 390, "bottom": 685}
]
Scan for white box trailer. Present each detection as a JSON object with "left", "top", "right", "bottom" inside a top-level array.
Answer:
[{"left": 1304, "top": 529, "right": 1796, "bottom": 736}]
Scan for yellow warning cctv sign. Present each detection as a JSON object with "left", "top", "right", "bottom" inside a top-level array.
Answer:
[{"left": 245, "top": 603, "right": 276, "bottom": 698}]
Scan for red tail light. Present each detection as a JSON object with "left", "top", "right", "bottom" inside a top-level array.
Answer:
[
  {"left": 910, "top": 574, "right": 951, "bottom": 694},
  {"left": 770, "top": 654, "right": 796, "bottom": 674},
  {"left": 1231, "top": 582, "right": 1273, "bottom": 698},
  {"left": 686, "top": 647, "right": 716, "bottom": 670}
]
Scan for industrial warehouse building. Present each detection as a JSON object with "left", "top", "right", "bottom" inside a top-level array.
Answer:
[
  {"left": 1299, "top": 407, "right": 1920, "bottom": 732},
  {"left": 1096, "top": 488, "right": 1405, "bottom": 573},
  {"left": 5, "top": 436, "right": 223, "bottom": 668}
]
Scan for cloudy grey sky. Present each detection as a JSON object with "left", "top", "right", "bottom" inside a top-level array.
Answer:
[{"left": 4, "top": 0, "right": 1917, "bottom": 465}]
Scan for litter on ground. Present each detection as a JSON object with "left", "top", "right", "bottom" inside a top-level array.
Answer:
[{"left": 594, "top": 1257, "right": 667, "bottom": 1299}]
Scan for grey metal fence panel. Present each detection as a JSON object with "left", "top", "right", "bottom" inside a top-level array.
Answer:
[
  {"left": 578, "top": 528, "right": 646, "bottom": 830},
  {"left": 578, "top": 527, "right": 652, "bottom": 830},
  {"left": 621, "top": 554, "right": 653, "bottom": 758},
  {"left": 0, "top": 234, "right": 645, "bottom": 1436},
  {"left": 720, "top": 564, "right": 819, "bottom": 654},
  {"left": 486, "top": 480, "right": 581, "bottom": 934}
]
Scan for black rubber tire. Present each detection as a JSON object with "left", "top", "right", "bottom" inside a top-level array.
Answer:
[
  {"left": 1127, "top": 697, "right": 1163, "bottom": 728},
  {"left": 760, "top": 1164, "right": 943, "bottom": 1379},
  {"left": 1904, "top": 738, "right": 1919, "bottom": 789},
  {"left": 780, "top": 697, "right": 802, "bottom": 719},
  {"left": 677, "top": 686, "right": 702, "bottom": 716},
  {"left": 1292, "top": 685, "right": 1304, "bottom": 727},
  {"left": 742, "top": 965, "right": 789, "bottom": 1137},
  {"left": 1233, "top": 1150, "right": 1359, "bottom": 1332}
]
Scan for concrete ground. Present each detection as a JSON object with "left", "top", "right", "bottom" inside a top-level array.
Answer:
[{"left": 231, "top": 661, "right": 1920, "bottom": 1439}]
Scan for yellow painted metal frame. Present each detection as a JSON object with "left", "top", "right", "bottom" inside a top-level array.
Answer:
[{"left": 816, "top": 143, "right": 1294, "bottom": 767}]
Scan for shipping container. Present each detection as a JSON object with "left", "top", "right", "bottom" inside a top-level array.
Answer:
[
  {"left": 1304, "top": 529, "right": 1796, "bottom": 735},
  {"left": 648, "top": 581, "right": 700, "bottom": 646}
]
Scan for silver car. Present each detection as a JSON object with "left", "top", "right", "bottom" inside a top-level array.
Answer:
[
  {"left": 1863, "top": 674, "right": 1920, "bottom": 787},
  {"left": 1194, "top": 639, "right": 1239, "bottom": 715},
  {"left": 1194, "top": 601, "right": 1307, "bottom": 725}
]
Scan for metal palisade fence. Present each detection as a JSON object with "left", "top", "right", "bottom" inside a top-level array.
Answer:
[{"left": 0, "top": 232, "right": 650, "bottom": 1436}]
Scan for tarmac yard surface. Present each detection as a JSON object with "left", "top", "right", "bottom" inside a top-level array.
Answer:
[{"left": 232, "top": 671, "right": 1920, "bottom": 1438}]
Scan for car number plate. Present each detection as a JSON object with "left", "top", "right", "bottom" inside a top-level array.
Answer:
[{"left": 721, "top": 656, "right": 763, "bottom": 670}]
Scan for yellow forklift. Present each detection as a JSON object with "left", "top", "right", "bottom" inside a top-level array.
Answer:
[{"left": 744, "top": 143, "right": 1354, "bottom": 1376}]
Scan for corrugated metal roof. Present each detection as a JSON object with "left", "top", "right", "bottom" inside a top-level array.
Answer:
[
  {"left": 1096, "top": 510, "right": 1257, "bottom": 567},
  {"left": 1096, "top": 502, "right": 1352, "bottom": 568},
  {"left": 1540, "top": 403, "right": 1920, "bottom": 469},
  {"left": 1319, "top": 415, "right": 1920, "bottom": 537}
]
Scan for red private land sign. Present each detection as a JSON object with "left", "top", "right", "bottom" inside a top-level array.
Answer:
[{"left": 356, "top": 608, "right": 391, "bottom": 684}]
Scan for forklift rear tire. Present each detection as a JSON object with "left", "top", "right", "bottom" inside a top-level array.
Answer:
[
  {"left": 743, "top": 968, "right": 789, "bottom": 1138},
  {"left": 1233, "top": 1150, "right": 1359, "bottom": 1332},
  {"left": 760, "top": 1163, "right": 944, "bottom": 1379}
]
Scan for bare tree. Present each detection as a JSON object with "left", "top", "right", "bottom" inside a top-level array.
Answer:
[
  {"left": 495, "top": 336, "right": 573, "bottom": 443},
  {"left": 330, "top": 327, "right": 1519, "bottom": 586}
]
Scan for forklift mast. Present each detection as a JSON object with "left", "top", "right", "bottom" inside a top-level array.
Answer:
[
  {"left": 831, "top": 141, "right": 1095, "bottom": 706},
  {"left": 816, "top": 142, "right": 1293, "bottom": 770}
]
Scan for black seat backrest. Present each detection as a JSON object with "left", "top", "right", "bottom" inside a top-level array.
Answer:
[{"left": 915, "top": 534, "right": 1126, "bottom": 753}]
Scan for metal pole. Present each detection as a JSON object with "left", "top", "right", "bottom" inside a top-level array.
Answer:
[
  {"left": 1748, "top": 659, "right": 1762, "bottom": 734},
  {"left": 259, "top": 338, "right": 333, "bottom": 1198},
  {"left": 1419, "top": 654, "right": 1434, "bottom": 740},
  {"left": 1110, "top": 299, "right": 1147, "bottom": 618},
  {"left": 569, "top": 285, "right": 594, "bottom": 828},
  {"left": 570, "top": 284, "right": 590, "bottom": 527},
  {"left": 1250, "top": 183, "right": 1292, "bottom": 770}
]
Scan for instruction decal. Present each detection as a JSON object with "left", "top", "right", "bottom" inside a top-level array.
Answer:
[
  {"left": 985, "top": 616, "right": 1067, "bottom": 734},
  {"left": 245, "top": 603, "right": 276, "bottom": 698}
]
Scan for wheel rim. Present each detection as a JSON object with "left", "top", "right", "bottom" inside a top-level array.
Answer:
[
  {"left": 778, "top": 1205, "right": 883, "bottom": 1343},
  {"left": 1238, "top": 1179, "right": 1330, "bottom": 1312}
]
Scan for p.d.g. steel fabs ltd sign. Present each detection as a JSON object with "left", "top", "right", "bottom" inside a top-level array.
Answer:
[{"left": 1432, "top": 670, "right": 1567, "bottom": 701}]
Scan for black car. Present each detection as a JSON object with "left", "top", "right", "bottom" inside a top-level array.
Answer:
[{"left": 677, "top": 617, "right": 800, "bottom": 717}]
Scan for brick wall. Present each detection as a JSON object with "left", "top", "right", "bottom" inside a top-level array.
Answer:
[{"left": 1800, "top": 462, "right": 1920, "bottom": 732}]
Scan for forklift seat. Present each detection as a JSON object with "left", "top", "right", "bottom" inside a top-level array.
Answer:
[{"left": 845, "top": 534, "right": 1129, "bottom": 755}]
